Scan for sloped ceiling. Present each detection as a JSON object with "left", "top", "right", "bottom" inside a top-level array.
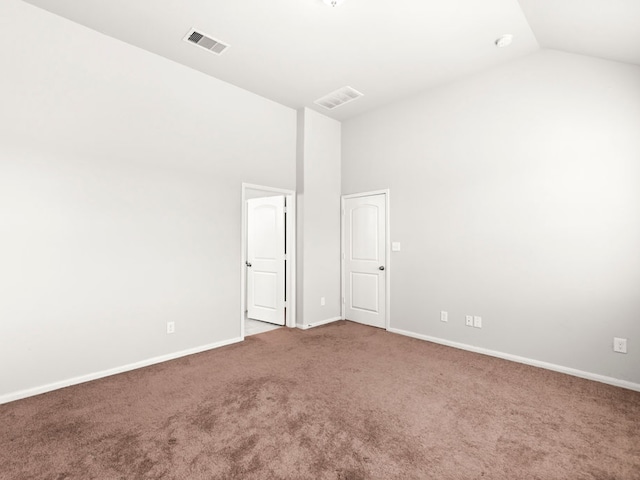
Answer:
[
  {"left": 518, "top": 0, "right": 640, "bottom": 66},
  {"left": 21, "top": 0, "right": 640, "bottom": 120}
]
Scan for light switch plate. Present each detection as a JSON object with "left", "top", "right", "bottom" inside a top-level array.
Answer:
[
  {"left": 392, "top": 242, "right": 401, "bottom": 252},
  {"left": 614, "top": 337, "right": 627, "bottom": 354}
]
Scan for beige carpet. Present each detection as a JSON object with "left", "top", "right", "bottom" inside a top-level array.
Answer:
[{"left": 1, "top": 321, "right": 639, "bottom": 479}]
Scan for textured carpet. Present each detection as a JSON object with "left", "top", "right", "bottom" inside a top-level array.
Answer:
[{"left": 1, "top": 321, "right": 639, "bottom": 479}]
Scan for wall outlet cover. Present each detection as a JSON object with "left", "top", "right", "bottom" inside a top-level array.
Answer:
[
  {"left": 473, "top": 316, "right": 482, "bottom": 328},
  {"left": 440, "top": 311, "right": 448, "bottom": 322},
  {"left": 465, "top": 315, "right": 473, "bottom": 327}
]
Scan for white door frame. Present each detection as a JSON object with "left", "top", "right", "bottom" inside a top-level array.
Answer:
[
  {"left": 241, "top": 183, "right": 296, "bottom": 338},
  {"left": 341, "top": 189, "right": 391, "bottom": 330}
]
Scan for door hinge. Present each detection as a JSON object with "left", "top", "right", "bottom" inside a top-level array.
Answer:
[{"left": 284, "top": 206, "right": 287, "bottom": 213}]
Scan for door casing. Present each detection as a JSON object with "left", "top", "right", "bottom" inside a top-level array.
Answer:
[
  {"left": 341, "top": 189, "right": 391, "bottom": 330},
  {"left": 241, "top": 183, "right": 296, "bottom": 338}
]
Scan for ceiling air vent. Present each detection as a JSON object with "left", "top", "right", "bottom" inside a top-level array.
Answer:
[
  {"left": 184, "top": 28, "right": 229, "bottom": 55},
  {"left": 314, "top": 86, "right": 363, "bottom": 110}
]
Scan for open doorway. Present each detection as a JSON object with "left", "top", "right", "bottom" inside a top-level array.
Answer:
[{"left": 241, "top": 183, "right": 296, "bottom": 338}]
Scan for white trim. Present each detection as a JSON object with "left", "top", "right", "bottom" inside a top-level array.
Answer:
[
  {"left": 286, "top": 197, "right": 296, "bottom": 329},
  {"left": 384, "top": 191, "right": 391, "bottom": 330},
  {"left": 341, "top": 189, "right": 391, "bottom": 331},
  {"left": 0, "top": 337, "right": 243, "bottom": 405},
  {"left": 342, "top": 189, "right": 389, "bottom": 199},
  {"left": 296, "top": 316, "right": 342, "bottom": 330},
  {"left": 388, "top": 328, "right": 640, "bottom": 393},
  {"left": 241, "top": 183, "right": 297, "bottom": 339},
  {"left": 242, "top": 183, "right": 294, "bottom": 195}
]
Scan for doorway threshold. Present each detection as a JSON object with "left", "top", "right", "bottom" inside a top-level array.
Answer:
[{"left": 245, "top": 319, "right": 282, "bottom": 336}]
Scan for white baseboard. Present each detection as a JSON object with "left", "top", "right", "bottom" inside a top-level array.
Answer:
[
  {"left": 297, "top": 316, "right": 342, "bottom": 330},
  {"left": 388, "top": 328, "right": 640, "bottom": 393},
  {"left": 0, "top": 336, "right": 243, "bottom": 405}
]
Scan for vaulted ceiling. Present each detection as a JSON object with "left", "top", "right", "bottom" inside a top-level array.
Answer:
[{"left": 22, "top": 0, "right": 640, "bottom": 120}]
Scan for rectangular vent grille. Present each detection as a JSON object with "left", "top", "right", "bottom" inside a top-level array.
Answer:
[
  {"left": 184, "top": 28, "right": 229, "bottom": 55},
  {"left": 314, "top": 86, "right": 364, "bottom": 110}
]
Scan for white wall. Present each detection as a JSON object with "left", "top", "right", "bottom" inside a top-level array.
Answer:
[
  {"left": 342, "top": 50, "right": 640, "bottom": 385},
  {"left": 0, "top": 0, "right": 296, "bottom": 401},
  {"left": 296, "top": 108, "right": 342, "bottom": 327}
]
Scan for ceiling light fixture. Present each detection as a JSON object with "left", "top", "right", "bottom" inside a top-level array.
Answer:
[
  {"left": 323, "top": 0, "right": 346, "bottom": 7},
  {"left": 495, "top": 34, "right": 514, "bottom": 48}
]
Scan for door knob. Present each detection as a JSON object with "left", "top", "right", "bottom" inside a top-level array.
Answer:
[
  {"left": 246, "top": 261, "right": 252, "bottom": 267},
  {"left": 379, "top": 266, "right": 385, "bottom": 271}
]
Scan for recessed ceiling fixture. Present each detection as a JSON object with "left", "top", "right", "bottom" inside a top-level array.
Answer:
[
  {"left": 323, "top": 0, "right": 346, "bottom": 7},
  {"left": 314, "top": 86, "right": 363, "bottom": 110},
  {"left": 495, "top": 34, "right": 514, "bottom": 48},
  {"left": 184, "top": 28, "right": 229, "bottom": 55}
]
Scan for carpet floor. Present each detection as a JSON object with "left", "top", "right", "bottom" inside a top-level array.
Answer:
[{"left": 1, "top": 321, "right": 639, "bottom": 479}]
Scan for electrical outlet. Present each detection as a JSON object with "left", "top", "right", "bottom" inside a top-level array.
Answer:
[
  {"left": 167, "top": 321, "right": 175, "bottom": 334},
  {"left": 613, "top": 337, "right": 627, "bottom": 354},
  {"left": 473, "top": 316, "right": 482, "bottom": 328},
  {"left": 320, "top": 297, "right": 326, "bottom": 306},
  {"left": 465, "top": 315, "right": 473, "bottom": 327},
  {"left": 440, "top": 311, "right": 448, "bottom": 322}
]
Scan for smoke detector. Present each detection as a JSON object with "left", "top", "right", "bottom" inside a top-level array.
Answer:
[
  {"left": 323, "top": 0, "right": 347, "bottom": 6},
  {"left": 495, "top": 34, "right": 513, "bottom": 48}
]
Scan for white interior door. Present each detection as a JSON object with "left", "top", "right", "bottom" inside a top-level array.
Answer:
[
  {"left": 247, "top": 196, "right": 285, "bottom": 325},
  {"left": 343, "top": 194, "right": 386, "bottom": 328}
]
